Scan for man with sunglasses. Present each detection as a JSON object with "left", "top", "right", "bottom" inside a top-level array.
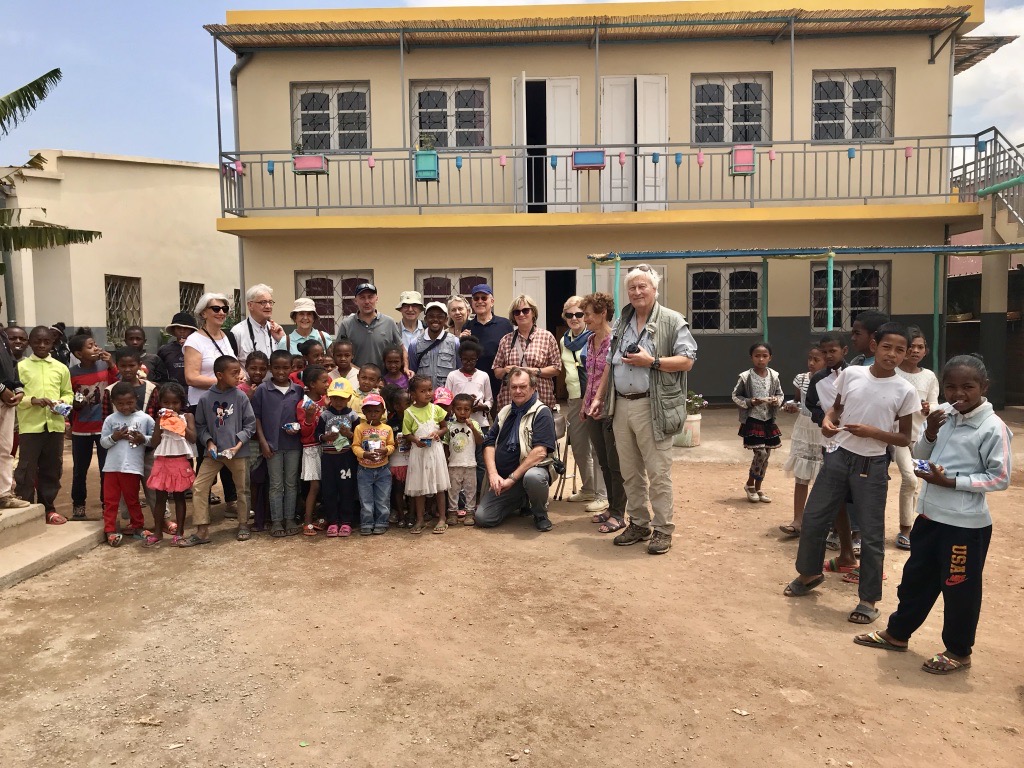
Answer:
[
  {"left": 232, "top": 283, "right": 286, "bottom": 360},
  {"left": 465, "top": 284, "right": 513, "bottom": 413}
]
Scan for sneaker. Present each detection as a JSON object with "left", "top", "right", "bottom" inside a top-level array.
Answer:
[
  {"left": 71, "top": 504, "right": 87, "bottom": 519},
  {"left": 0, "top": 494, "right": 32, "bottom": 509},
  {"left": 534, "top": 515, "right": 553, "bottom": 532},
  {"left": 585, "top": 498, "right": 610, "bottom": 513},
  {"left": 372, "top": 527, "right": 387, "bottom": 535},
  {"left": 359, "top": 527, "right": 373, "bottom": 536},
  {"left": 223, "top": 501, "right": 238, "bottom": 519},
  {"left": 647, "top": 531, "right": 672, "bottom": 555},
  {"left": 825, "top": 528, "right": 840, "bottom": 551},
  {"left": 744, "top": 485, "right": 759, "bottom": 503},
  {"left": 613, "top": 523, "right": 653, "bottom": 546},
  {"left": 567, "top": 492, "right": 595, "bottom": 503}
]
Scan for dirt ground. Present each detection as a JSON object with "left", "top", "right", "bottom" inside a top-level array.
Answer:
[{"left": 1, "top": 425, "right": 1022, "bottom": 767}]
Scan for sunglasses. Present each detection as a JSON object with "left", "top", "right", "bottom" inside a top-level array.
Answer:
[
  {"left": 512, "top": 308, "right": 532, "bottom": 316},
  {"left": 472, "top": 295, "right": 490, "bottom": 301},
  {"left": 564, "top": 312, "right": 584, "bottom": 319},
  {"left": 207, "top": 305, "right": 230, "bottom": 313}
]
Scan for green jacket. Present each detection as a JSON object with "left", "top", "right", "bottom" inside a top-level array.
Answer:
[
  {"left": 17, "top": 354, "right": 72, "bottom": 433},
  {"left": 602, "top": 301, "right": 690, "bottom": 441}
]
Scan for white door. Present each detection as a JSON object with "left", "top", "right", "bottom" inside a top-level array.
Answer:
[
  {"left": 546, "top": 77, "right": 580, "bottom": 213},
  {"left": 513, "top": 269, "right": 547, "bottom": 330},
  {"left": 600, "top": 76, "right": 636, "bottom": 212},
  {"left": 636, "top": 74, "right": 668, "bottom": 212},
  {"left": 512, "top": 73, "right": 527, "bottom": 212}
]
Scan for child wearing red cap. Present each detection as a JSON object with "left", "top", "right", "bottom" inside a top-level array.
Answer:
[{"left": 351, "top": 392, "right": 395, "bottom": 535}]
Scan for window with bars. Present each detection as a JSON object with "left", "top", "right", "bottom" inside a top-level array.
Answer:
[
  {"left": 812, "top": 70, "right": 894, "bottom": 141},
  {"left": 692, "top": 74, "right": 772, "bottom": 144},
  {"left": 811, "top": 262, "right": 890, "bottom": 331},
  {"left": 105, "top": 275, "right": 142, "bottom": 344},
  {"left": 414, "top": 269, "right": 493, "bottom": 306},
  {"left": 295, "top": 271, "right": 374, "bottom": 333},
  {"left": 687, "top": 266, "right": 762, "bottom": 334},
  {"left": 291, "top": 82, "right": 371, "bottom": 151},
  {"left": 179, "top": 282, "right": 204, "bottom": 314},
  {"left": 411, "top": 81, "right": 489, "bottom": 149}
]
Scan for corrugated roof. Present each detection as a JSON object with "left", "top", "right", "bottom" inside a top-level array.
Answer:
[
  {"left": 954, "top": 34, "right": 1018, "bottom": 73},
  {"left": 205, "top": 6, "right": 975, "bottom": 51}
]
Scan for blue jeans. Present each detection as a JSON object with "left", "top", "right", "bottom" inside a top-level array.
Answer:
[
  {"left": 267, "top": 449, "right": 301, "bottom": 524},
  {"left": 357, "top": 465, "right": 392, "bottom": 530}
]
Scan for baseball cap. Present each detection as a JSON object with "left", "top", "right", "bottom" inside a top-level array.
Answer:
[
  {"left": 362, "top": 392, "right": 385, "bottom": 408},
  {"left": 433, "top": 386, "right": 453, "bottom": 405},
  {"left": 424, "top": 301, "right": 448, "bottom": 315},
  {"left": 470, "top": 284, "right": 493, "bottom": 296},
  {"left": 353, "top": 283, "right": 377, "bottom": 296},
  {"left": 395, "top": 290, "right": 425, "bottom": 310},
  {"left": 327, "top": 377, "right": 354, "bottom": 399}
]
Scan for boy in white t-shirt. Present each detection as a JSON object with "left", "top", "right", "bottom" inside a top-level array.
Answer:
[
  {"left": 446, "top": 393, "right": 484, "bottom": 525},
  {"left": 785, "top": 322, "right": 920, "bottom": 625}
]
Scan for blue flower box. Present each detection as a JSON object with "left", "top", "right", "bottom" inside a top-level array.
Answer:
[{"left": 415, "top": 150, "right": 439, "bottom": 182}]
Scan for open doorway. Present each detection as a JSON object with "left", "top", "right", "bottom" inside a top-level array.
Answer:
[
  {"left": 544, "top": 269, "right": 576, "bottom": 336},
  {"left": 525, "top": 80, "right": 547, "bottom": 213}
]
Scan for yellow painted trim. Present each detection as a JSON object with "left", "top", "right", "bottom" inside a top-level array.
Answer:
[
  {"left": 225, "top": 1, "right": 983, "bottom": 28},
  {"left": 217, "top": 202, "right": 982, "bottom": 236}
]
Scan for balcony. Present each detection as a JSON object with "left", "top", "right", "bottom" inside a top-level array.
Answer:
[{"left": 218, "top": 129, "right": 1017, "bottom": 220}]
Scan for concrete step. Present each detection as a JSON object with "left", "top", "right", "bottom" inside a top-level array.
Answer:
[
  {"left": 0, "top": 519, "right": 104, "bottom": 591},
  {"left": 0, "top": 503, "right": 47, "bottom": 547}
]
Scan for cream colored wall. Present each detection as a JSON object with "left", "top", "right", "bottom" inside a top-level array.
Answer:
[
  {"left": 236, "top": 34, "right": 951, "bottom": 150},
  {"left": 240, "top": 217, "right": 944, "bottom": 324},
  {"left": 9, "top": 152, "right": 238, "bottom": 333}
]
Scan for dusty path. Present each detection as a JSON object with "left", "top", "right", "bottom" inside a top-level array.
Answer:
[{"left": 1, "top": 448, "right": 1022, "bottom": 767}]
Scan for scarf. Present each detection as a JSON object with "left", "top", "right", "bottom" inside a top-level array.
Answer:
[
  {"left": 503, "top": 392, "right": 538, "bottom": 454},
  {"left": 562, "top": 329, "right": 591, "bottom": 390}
]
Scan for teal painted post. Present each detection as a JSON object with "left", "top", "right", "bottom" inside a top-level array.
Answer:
[
  {"left": 761, "top": 256, "right": 769, "bottom": 343},
  {"left": 591, "top": 261, "right": 597, "bottom": 293},
  {"left": 614, "top": 258, "right": 621, "bottom": 318},
  {"left": 933, "top": 252, "right": 941, "bottom": 371},
  {"left": 826, "top": 252, "right": 835, "bottom": 331}
]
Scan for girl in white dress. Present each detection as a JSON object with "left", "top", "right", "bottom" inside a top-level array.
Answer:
[
  {"left": 402, "top": 375, "right": 450, "bottom": 534},
  {"left": 780, "top": 346, "right": 826, "bottom": 537}
]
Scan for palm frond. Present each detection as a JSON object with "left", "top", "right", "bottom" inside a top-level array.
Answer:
[
  {"left": 0, "top": 221, "right": 101, "bottom": 251},
  {"left": 0, "top": 68, "right": 62, "bottom": 137}
]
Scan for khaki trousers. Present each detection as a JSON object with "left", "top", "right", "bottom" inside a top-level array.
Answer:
[
  {"left": 612, "top": 396, "right": 675, "bottom": 534},
  {"left": 0, "top": 404, "right": 15, "bottom": 495},
  {"left": 192, "top": 456, "right": 248, "bottom": 526}
]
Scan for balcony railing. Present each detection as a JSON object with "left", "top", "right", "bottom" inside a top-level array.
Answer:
[{"left": 219, "top": 129, "right": 1016, "bottom": 218}]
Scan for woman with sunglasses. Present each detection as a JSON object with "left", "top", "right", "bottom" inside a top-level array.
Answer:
[
  {"left": 559, "top": 296, "right": 607, "bottom": 513},
  {"left": 491, "top": 295, "right": 560, "bottom": 410}
]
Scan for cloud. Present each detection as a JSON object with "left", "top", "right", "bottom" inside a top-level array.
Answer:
[{"left": 952, "top": 6, "right": 1024, "bottom": 143}]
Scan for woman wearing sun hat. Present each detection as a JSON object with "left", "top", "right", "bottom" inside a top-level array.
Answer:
[{"left": 281, "top": 297, "right": 334, "bottom": 353}]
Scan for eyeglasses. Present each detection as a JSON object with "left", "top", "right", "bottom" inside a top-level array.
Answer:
[
  {"left": 472, "top": 295, "right": 490, "bottom": 302},
  {"left": 252, "top": 299, "right": 275, "bottom": 307},
  {"left": 512, "top": 308, "right": 532, "bottom": 316},
  {"left": 563, "top": 312, "right": 584, "bottom": 319},
  {"left": 207, "top": 305, "right": 230, "bottom": 314}
]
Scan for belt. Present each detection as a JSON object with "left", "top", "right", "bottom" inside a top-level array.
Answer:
[{"left": 616, "top": 391, "right": 650, "bottom": 400}]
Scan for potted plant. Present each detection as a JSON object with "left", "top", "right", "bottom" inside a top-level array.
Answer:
[
  {"left": 292, "top": 140, "right": 328, "bottom": 175},
  {"left": 415, "top": 132, "right": 440, "bottom": 182},
  {"left": 674, "top": 390, "right": 709, "bottom": 447}
]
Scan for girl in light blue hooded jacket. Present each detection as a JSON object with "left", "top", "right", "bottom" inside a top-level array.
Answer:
[{"left": 853, "top": 354, "right": 1012, "bottom": 676}]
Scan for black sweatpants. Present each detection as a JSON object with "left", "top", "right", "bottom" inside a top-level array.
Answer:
[
  {"left": 320, "top": 451, "right": 359, "bottom": 528},
  {"left": 886, "top": 516, "right": 992, "bottom": 658},
  {"left": 71, "top": 433, "right": 107, "bottom": 506}
]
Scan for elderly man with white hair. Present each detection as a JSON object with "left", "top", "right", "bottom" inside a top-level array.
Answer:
[
  {"left": 232, "top": 283, "right": 286, "bottom": 360},
  {"left": 588, "top": 264, "right": 697, "bottom": 555}
]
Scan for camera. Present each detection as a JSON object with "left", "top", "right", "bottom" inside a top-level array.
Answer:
[{"left": 624, "top": 343, "right": 641, "bottom": 355}]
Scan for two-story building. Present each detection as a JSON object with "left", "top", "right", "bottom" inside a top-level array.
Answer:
[{"left": 205, "top": 0, "right": 1020, "bottom": 400}]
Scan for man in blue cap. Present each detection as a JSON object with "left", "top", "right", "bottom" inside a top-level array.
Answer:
[{"left": 465, "top": 284, "right": 512, "bottom": 413}]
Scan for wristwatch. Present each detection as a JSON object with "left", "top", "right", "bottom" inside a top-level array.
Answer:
[{"left": 650, "top": 357, "right": 661, "bottom": 371}]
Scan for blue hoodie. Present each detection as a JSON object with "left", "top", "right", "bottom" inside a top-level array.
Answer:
[{"left": 913, "top": 399, "right": 1013, "bottom": 528}]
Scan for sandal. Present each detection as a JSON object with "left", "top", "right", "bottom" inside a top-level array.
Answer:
[
  {"left": 106, "top": 532, "right": 123, "bottom": 547},
  {"left": 133, "top": 529, "right": 155, "bottom": 541},
  {"left": 339, "top": 524, "right": 352, "bottom": 538},
  {"left": 142, "top": 533, "right": 161, "bottom": 548},
  {"left": 853, "top": 630, "right": 908, "bottom": 652},
  {"left": 326, "top": 524, "right": 340, "bottom": 538},
  {"left": 756, "top": 491, "right": 772, "bottom": 504},
  {"left": 783, "top": 574, "right": 825, "bottom": 597},
  {"left": 433, "top": 521, "right": 448, "bottom": 534},
  {"left": 284, "top": 524, "right": 302, "bottom": 537},
  {"left": 410, "top": 524, "right": 425, "bottom": 535},
  {"left": 176, "top": 534, "right": 211, "bottom": 547},
  {"left": 313, "top": 518, "right": 327, "bottom": 532},
  {"left": 852, "top": 538, "right": 862, "bottom": 557},
  {"left": 161, "top": 520, "right": 178, "bottom": 535},
  {"left": 922, "top": 652, "right": 971, "bottom": 675},
  {"left": 236, "top": 527, "right": 251, "bottom": 542},
  {"left": 895, "top": 533, "right": 911, "bottom": 550},
  {"left": 46, "top": 511, "right": 67, "bottom": 525},
  {"left": 591, "top": 512, "right": 611, "bottom": 524},
  {"left": 825, "top": 529, "right": 840, "bottom": 551},
  {"left": 841, "top": 568, "right": 888, "bottom": 585},
  {"left": 270, "top": 523, "right": 286, "bottom": 538},
  {"left": 823, "top": 557, "right": 857, "bottom": 574},
  {"left": 598, "top": 516, "right": 625, "bottom": 534},
  {"left": 778, "top": 524, "right": 800, "bottom": 538},
  {"left": 848, "top": 602, "right": 881, "bottom": 624},
  {"left": 302, "top": 524, "right": 317, "bottom": 537}
]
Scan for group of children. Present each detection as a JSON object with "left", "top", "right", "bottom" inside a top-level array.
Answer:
[{"left": 729, "top": 311, "right": 1012, "bottom": 676}]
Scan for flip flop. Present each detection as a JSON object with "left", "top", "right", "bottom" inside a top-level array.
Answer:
[
  {"left": 784, "top": 574, "right": 825, "bottom": 597},
  {"left": 823, "top": 557, "right": 858, "bottom": 574},
  {"left": 853, "top": 630, "right": 908, "bottom": 652},
  {"left": 410, "top": 524, "right": 425, "bottom": 535},
  {"left": 46, "top": 511, "right": 68, "bottom": 525},
  {"left": 433, "top": 521, "right": 448, "bottom": 534},
  {"left": 326, "top": 525, "right": 340, "bottom": 538},
  {"left": 896, "top": 533, "right": 911, "bottom": 550},
  {"left": 176, "top": 534, "right": 211, "bottom": 547},
  {"left": 778, "top": 524, "right": 800, "bottom": 538},
  {"left": 922, "top": 652, "right": 971, "bottom": 675},
  {"left": 848, "top": 602, "right": 881, "bottom": 624},
  {"left": 142, "top": 534, "right": 161, "bottom": 548},
  {"left": 842, "top": 568, "right": 888, "bottom": 584}
]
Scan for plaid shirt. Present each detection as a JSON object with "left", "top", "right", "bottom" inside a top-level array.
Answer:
[{"left": 492, "top": 328, "right": 561, "bottom": 409}]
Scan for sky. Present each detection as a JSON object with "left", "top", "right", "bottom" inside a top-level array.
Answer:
[{"left": 2, "top": 0, "right": 1022, "bottom": 164}]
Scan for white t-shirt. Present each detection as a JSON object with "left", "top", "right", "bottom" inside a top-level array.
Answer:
[
  {"left": 833, "top": 366, "right": 920, "bottom": 456},
  {"left": 446, "top": 420, "right": 480, "bottom": 468},
  {"left": 814, "top": 367, "right": 843, "bottom": 415},
  {"left": 444, "top": 368, "right": 493, "bottom": 427},
  {"left": 896, "top": 367, "right": 940, "bottom": 442},
  {"left": 183, "top": 332, "right": 237, "bottom": 406}
]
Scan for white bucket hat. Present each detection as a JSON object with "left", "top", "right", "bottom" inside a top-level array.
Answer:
[
  {"left": 289, "top": 297, "right": 318, "bottom": 320},
  {"left": 396, "top": 290, "right": 425, "bottom": 310}
]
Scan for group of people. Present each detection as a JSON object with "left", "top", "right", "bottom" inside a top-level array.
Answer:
[{"left": 734, "top": 310, "right": 1013, "bottom": 676}]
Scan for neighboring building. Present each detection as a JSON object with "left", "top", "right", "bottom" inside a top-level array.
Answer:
[
  {"left": 205, "top": 0, "right": 1020, "bottom": 401},
  {"left": 3, "top": 150, "right": 238, "bottom": 349}
]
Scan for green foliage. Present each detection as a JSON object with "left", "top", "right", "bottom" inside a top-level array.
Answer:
[{"left": 0, "top": 68, "right": 62, "bottom": 137}]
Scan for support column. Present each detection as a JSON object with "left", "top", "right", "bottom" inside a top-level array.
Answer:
[{"left": 978, "top": 251, "right": 1009, "bottom": 408}]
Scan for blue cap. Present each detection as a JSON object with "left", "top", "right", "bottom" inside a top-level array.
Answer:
[
  {"left": 470, "top": 284, "right": 493, "bottom": 296},
  {"left": 353, "top": 283, "right": 377, "bottom": 295}
]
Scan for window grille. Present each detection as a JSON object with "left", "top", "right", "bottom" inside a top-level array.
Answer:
[
  {"left": 811, "top": 262, "right": 891, "bottom": 331},
  {"left": 411, "top": 81, "right": 490, "bottom": 149},
  {"left": 415, "top": 269, "right": 493, "bottom": 306},
  {"left": 295, "top": 271, "right": 374, "bottom": 333},
  {"left": 105, "top": 275, "right": 142, "bottom": 344},
  {"left": 179, "top": 282, "right": 204, "bottom": 315},
  {"left": 687, "top": 266, "right": 762, "bottom": 334},
  {"left": 692, "top": 74, "right": 772, "bottom": 144},
  {"left": 812, "top": 70, "right": 894, "bottom": 141},
  {"left": 291, "top": 82, "right": 370, "bottom": 151}
]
